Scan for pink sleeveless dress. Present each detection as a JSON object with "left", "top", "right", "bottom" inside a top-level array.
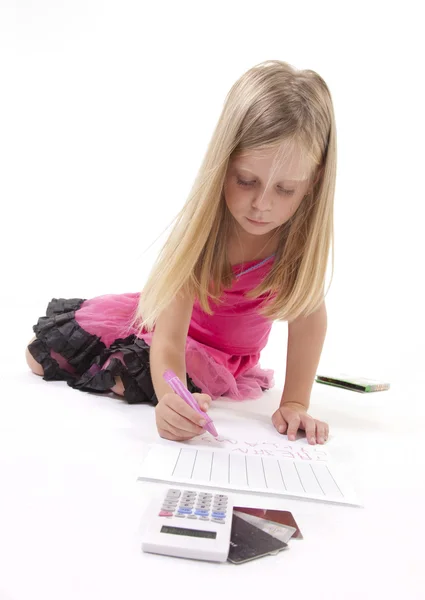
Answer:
[{"left": 28, "top": 256, "right": 275, "bottom": 402}]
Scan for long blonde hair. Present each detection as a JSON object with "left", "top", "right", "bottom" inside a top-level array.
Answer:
[{"left": 137, "top": 60, "right": 336, "bottom": 331}]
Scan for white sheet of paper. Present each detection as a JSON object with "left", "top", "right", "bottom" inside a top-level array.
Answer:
[{"left": 138, "top": 441, "right": 360, "bottom": 506}]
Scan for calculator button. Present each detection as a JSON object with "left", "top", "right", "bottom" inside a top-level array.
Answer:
[
  {"left": 195, "top": 510, "right": 209, "bottom": 516},
  {"left": 196, "top": 504, "right": 210, "bottom": 509},
  {"left": 187, "top": 515, "right": 198, "bottom": 520},
  {"left": 159, "top": 511, "right": 173, "bottom": 517},
  {"left": 167, "top": 490, "right": 181, "bottom": 497},
  {"left": 175, "top": 514, "right": 186, "bottom": 518},
  {"left": 212, "top": 518, "right": 225, "bottom": 524},
  {"left": 161, "top": 505, "right": 177, "bottom": 512},
  {"left": 199, "top": 517, "right": 210, "bottom": 521},
  {"left": 214, "top": 495, "right": 227, "bottom": 500},
  {"left": 212, "top": 512, "right": 226, "bottom": 518},
  {"left": 178, "top": 508, "right": 193, "bottom": 514}
]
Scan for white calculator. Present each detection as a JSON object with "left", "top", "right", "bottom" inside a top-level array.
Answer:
[{"left": 142, "top": 487, "right": 233, "bottom": 562}]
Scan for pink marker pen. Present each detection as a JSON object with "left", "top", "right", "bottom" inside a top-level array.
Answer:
[{"left": 163, "top": 369, "right": 218, "bottom": 438}]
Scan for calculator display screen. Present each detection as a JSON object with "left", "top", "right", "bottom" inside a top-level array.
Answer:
[{"left": 161, "top": 525, "right": 217, "bottom": 539}]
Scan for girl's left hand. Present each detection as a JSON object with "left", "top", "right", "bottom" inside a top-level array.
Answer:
[{"left": 272, "top": 402, "right": 329, "bottom": 445}]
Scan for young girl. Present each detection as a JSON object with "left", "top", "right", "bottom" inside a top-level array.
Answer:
[{"left": 26, "top": 60, "right": 335, "bottom": 446}]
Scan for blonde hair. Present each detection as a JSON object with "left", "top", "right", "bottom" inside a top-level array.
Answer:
[{"left": 137, "top": 60, "right": 336, "bottom": 331}]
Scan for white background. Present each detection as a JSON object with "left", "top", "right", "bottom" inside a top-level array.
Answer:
[
  {"left": 1, "top": 0, "right": 424, "bottom": 383},
  {"left": 0, "top": 2, "right": 424, "bottom": 599}
]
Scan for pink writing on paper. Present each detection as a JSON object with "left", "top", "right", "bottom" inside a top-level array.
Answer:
[{"left": 188, "top": 435, "right": 328, "bottom": 462}]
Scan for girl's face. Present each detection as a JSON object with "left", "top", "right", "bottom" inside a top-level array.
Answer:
[{"left": 224, "top": 146, "right": 314, "bottom": 238}]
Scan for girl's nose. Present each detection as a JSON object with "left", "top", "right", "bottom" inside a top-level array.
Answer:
[{"left": 251, "top": 189, "right": 272, "bottom": 212}]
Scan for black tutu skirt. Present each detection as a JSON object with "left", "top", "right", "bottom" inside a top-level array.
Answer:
[{"left": 27, "top": 297, "right": 201, "bottom": 405}]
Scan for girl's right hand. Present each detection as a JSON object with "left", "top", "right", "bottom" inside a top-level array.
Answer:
[{"left": 155, "top": 392, "right": 212, "bottom": 441}]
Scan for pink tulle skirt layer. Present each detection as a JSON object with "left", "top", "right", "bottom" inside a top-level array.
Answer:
[{"left": 76, "top": 293, "right": 274, "bottom": 400}]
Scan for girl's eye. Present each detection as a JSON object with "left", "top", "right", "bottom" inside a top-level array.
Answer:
[
  {"left": 237, "top": 177, "right": 255, "bottom": 187},
  {"left": 236, "top": 177, "right": 295, "bottom": 196}
]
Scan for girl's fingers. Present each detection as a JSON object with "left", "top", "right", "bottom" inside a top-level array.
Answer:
[
  {"left": 193, "top": 393, "right": 212, "bottom": 412},
  {"left": 272, "top": 410, "right": 288, "bottom": 434},
  {"left": 324, "top": 422, "right": 330, "bottom": 442},
  {"left": 274, "top": 409, "right": 329, "bottom": 445},
  {"left": 164, "top": 394, "right": 206, "bottom": 427},
  {"left": 286, "top": 414, "right": 301, "bottom": 441},
  {"left": 316, "top": 421, "right": 328, "bottom": 444},
  {"left": 161, "top": 404, "right": 204, "bottom": 435},
  {"left": 158, "top": 426, "right": 196, "bottom": 441},
  {"left": 156, "top": 413, "right": 199, "bottom": 441},
  {"left": 300, "top": 415, "right": 317, "bottom": 444}
]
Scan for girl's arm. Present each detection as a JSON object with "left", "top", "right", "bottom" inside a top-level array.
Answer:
[
  {"left": 272, "top": 301, "right": 329, "bottom": 445},
  {"left": 150, "top": 290, "right": 211, "bottom": 441},
  {"left": 282, "top": 300, "right": 327, "bottom": 409},
  {"left": 149, "top": 290, "right": 194, "bottom": 401}
]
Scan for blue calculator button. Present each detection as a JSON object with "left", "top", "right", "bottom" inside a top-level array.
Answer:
[
  {"left": 178, "top": 508, "right": 192, "bottom": 514},
  {"left": 212, "top": 512, "right": 226, "bottom": 518},
  {"left": 195, "top": 510, "right": 209, "bottom": 516}
]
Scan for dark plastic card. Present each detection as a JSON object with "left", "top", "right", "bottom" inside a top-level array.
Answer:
[
  {"left": 234, "top": 507, "right": 303, "bottom": 539},
  {"left": 228, "top": 514, "right": 288, "bottom": 564}
]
